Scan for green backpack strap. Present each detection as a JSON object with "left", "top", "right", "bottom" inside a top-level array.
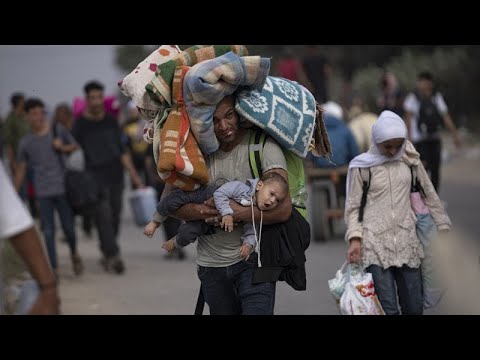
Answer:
[
  {"left": 248, "top": 129, "right": 307, "bottom": 219},
  {"left": 248, "top": 130, "right": 267, "bottom": 179},
  {"left": 283, "top": 149, "right": 307, "bottom": 218}
]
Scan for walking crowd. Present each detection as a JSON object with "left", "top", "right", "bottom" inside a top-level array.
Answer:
[{"left": 0, "top": 45, "right": 461, "bottom": 315}]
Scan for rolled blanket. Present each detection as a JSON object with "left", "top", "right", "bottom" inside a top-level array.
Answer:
[
  {"left": 183, "top": 52, "right": 271, "bottom": 154},
  {"left": 154, "top": 65, "right": 209, "bottom": 191},
  {"left": 145, "top": 45, "right": 249, "bottom": 108},
  {"left": 118, "top": 45, "right": 181, "bottom": 120},
  {"left": 235, "top": 76, "right": 330, "bottom": 159}
]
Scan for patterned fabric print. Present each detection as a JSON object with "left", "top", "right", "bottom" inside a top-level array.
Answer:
[
  {"left": 145, "top": 45, "right": 249, "bottom": 109},
  {"left": 143, "top": 121, "right": 154, "bottom": 144},
  {"left": 155, "top": 65, "right": 209, "bottom": 191},
  {"left": 118, "top": 45, "right": 181, "bottom": 120},
  {"left": 183, "top": 52, "right": 271, "bottom": 155},
  {"left": 235, "top": 77, "right": 317, "bottom": 158}
]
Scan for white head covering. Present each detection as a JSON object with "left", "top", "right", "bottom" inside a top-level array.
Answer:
[
  {"left": 345, "top": 110, "right": 408, "bottom": 202},
  {"left": 322, "top": 101, "right": 343, "bottom": 120}
]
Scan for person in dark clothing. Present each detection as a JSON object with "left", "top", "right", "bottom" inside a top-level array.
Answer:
[
  {"left": 275, "top": 47, "right": 313, "bottom": 92},
  {"left": 53, "top": 103, "right": 95, "bottom": 239},
  {"left": 377, "top": 71, "right": 405, "bottom": 117},
  {"left": 403, "top": 71, "right": 461, "bottom": 192},
  {"left": 302, "top": 46, "right": 332, "bottom": 104},
  {"left": 122, "top": 101, "right": 149, "bottom": 188},
  {"left": 72, "top": 80, "right": 145, "bottom": 274}
]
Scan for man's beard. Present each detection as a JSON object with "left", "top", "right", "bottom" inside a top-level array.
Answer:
[{"left": 220, "top": 123, "right": 240, "bottom": 143}]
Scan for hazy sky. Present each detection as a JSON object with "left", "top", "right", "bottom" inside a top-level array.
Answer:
[{"left": 0, "top": 45, "right": 125, "bottom": 118}]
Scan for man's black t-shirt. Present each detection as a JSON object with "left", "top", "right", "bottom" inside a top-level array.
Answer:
[{"left": 72, "top": 114, "right": 126, "bottom": 186}]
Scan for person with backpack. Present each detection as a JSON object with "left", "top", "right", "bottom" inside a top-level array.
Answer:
[
  {"left": 344, "top": 110, "right": 451, "bottom": 315},
  {"left": 403, "top": 71, "right": 461, "bottom": 192},
  {"left": 13, "top": 98, "right": 84, "bottom": 278},
  {"left": 166, "top": 95, "right": 292, "bottom": 315}
]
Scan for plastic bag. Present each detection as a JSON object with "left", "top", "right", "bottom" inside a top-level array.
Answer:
[
  {"left": 328, "top": 261, "right": 348, "bottom": 303},
  {"left": 16, "top": 280, "right": 39, "bottom": 315},
  {"left": 339, "top": 264, "right": 385, "bottom": 315}
]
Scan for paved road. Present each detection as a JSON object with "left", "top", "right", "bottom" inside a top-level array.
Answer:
[{"left": 56, "top": 145, "right": 480, "bottom": 315}]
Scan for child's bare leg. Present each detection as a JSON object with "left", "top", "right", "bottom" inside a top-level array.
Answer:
[
  {"left": 144, "top": 221, "right": 161, "bottom": 238},
  {"left": 161, "top": 236, "right": 177, "bottom": 252}
]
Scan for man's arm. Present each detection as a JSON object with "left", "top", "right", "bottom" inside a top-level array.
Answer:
[
  {"left": 173, "top": 202, "right": 219, "bottom": 222},
  {"left": 0, "top": 159, "right": 59, "bottom": 314},
  {"left": 404, "top": 111, "right": 413, "bottom": 141},
  {"left": 5, "top": 144, "right": 16, "bottom": 175},
  {"left": 442, "top": 113, "right": 461, "bottom": 147},
  {"left": 53, "top": 124, "right": 78, "bottom": 154},
  {"left": 120, "top": 152, "right": 144, "bottom": 188},
  {"left": 163, "top": 182, "right": 218, "bottom": 222},
  {"left": 10, "top": 227, "right": 60, "bottom": 314},
  {"left": 14, "top": 161, "right": 27, "bottom": 192},
  {"left": 52, "top": 139, "right": 78, "bottom": 154}
]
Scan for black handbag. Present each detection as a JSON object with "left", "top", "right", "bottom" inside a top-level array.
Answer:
[{"left": 52, "top": 123, "right": 99, "bottom": 214}]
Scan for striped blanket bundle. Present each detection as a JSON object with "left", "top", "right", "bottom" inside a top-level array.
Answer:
[
  {"left": 154, "top": 65, "right": 209, "bottom": 191},
  {"left": 145, "top": 45, "right": 249, "bottom": 109}
]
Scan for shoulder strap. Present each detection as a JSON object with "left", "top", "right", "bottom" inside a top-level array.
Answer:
[
  {"left": 51, "top": 122, "right": 65, "bottom": 169},
  {"left": 52, "top": 121, "right": 58, "bottom": 138},
  {"left": 194, "top": 286, "right": 204, "bottom": 315},
  {"left": 358, "top": 167, "right": 371, "bottom": 222},
  {"left": 410, "top": 165, "right": 426, "bottom": 197},
  {"left": 248, "top": 130, "right": 267, "bottom": 179},
  {"left": 410, "top": 165, "right": 417, "bottom": 188}
]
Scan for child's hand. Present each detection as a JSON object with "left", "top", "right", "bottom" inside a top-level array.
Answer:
[
  {"left": 144, "top": 221, "right": 160, "bottom": 238},
  {"left": 161, "top": 238, "right": 176, "bottom": 252},
  {"left": 221, "top": 215, "right": 234, "bottom": 232},
  {"left": 240, "top": 244, "right": 252, "bottom": 260}
]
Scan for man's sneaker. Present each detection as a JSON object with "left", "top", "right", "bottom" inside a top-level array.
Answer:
[
  {"left": 111, "top": 257, "right": 125, "bottom": 274},
  {"left": 71, "top": 254, "right": 84, "bottom": 276},
  {"left": 101, "top": 255, "right": 125, "bottom": 275}
]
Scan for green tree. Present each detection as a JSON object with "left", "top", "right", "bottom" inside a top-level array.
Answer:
[{"left": 115, "top": 45, "right": 157, "bottom": 73}]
